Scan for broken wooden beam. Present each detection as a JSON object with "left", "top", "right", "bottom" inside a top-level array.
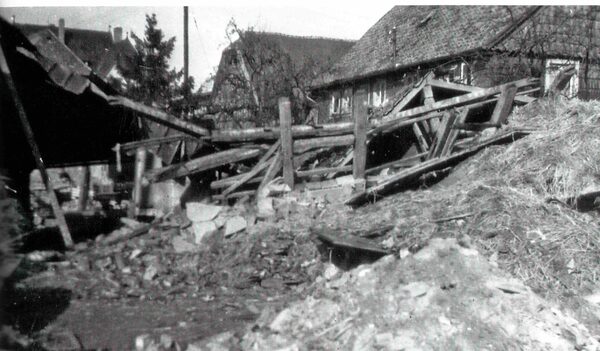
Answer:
[
  {"left": 257, "top": 152, "right": 282, "bottom": 194},
  {"left": 428, "top": 110, "right": 458, "bottom": 159},
  {"left": 222, "top": 140, "right": 280, "bottom": 196},
  {"left": 365, "top": 151, "right": 429, "bottom": 175},
  {"left": 489, "top": 84, "right": 518, "bottom": 126},
  {"left": 108, "top": 96, "right": 210, "bottom": 137},
  {"left": 210, "top": 174, "right": 263, "bottom": 189},
  {"left": 119, "top": 135, "right": 198, "bottom": 154},
  {"left": 327, "top": 148, "right": 354, "bottom": 179},
  {"left": 130, "top": 147, "right": 148, "bottom": 218},
  {"left": 145, "top": 148, "right": 262, "bottom": 183},
  {"left": 210, "top": 122, "right": 354, "bottom": 143},
  {"left": 295, "top": 165, "right": 353, "bottom": 178},
  {"left": 440, "top": 108, "right": 469, "bottom": 157},
  {"left": 347, "top": 129, "right": 532, "bottom": 206},
  {"left": 373, "top": 78, "right": 539, "bottom": 134},
  {"left": 214, "top": 190, "right": 256, "bottom": 201},
  {"left": 426, "top": 79, "right": 535, "bottom": 104},
  {"left": 314, "top": 227, "right": 390, "bottom": 256},
  {"left": 293, "top": 134, "right": 354, "bottom": 154},
  {"left": 0, "top": 45, "right": 74, "bottom": 247}
]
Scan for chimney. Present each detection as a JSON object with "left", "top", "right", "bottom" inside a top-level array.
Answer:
[
  {"left": 58, "top": 18, "right": 65, "bottom": 43},
  {"left": 113, "top": 26, "right": 123, "bottom": 43}
]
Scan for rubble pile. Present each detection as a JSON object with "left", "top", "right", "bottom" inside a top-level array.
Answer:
[
  {"left": 20, "top": 199, "right": 325, "bottom": 301},
  {"left": 193, "top": 238, "right": 600, "bottom": 351}
]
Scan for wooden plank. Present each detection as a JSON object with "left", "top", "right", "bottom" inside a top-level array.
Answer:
[
  {"left": 130, "top": 147, "right": 147, "bottom": 217},
  {"left": 373, "top": 78, "right": 538, "bottom": 135},
  {"left": 390, "top": 72, "right": 433, "bottom": 113},
  {"left": 314, "top": 227, "right": 390, "bottom": 255},
  {"left": 423, "top": 84, "right": 435, "bottom": 105},
  {"left": 222, "top": 140, "right": 280, "bottom": 196},
  {"left": 327, "top": 148, "right": 353, "bottom": 179},
  {"left": 120, "top": 135, "right": 198, "bottom": 153},
  {"left": 428, "top": 111, "right": 457, "bottom": 159},
  {"left": 489, "top": 84, "right": 518, "bottom": 126},
  {"left": 440, "top": 108, "right": 469, "bottom": 157},
  {"left": 293, "top": 134, "right": 354, "bottom": 154},
  {"left": 296, "top": 165, "right": 353, "bottom": 178},
  {"left": 77, "top": 165, "right": 90, "bottom": 211},
  {"left": 145, "top": 148, "right": 261, "bottom": 183},
  {"left": 353, "top": 87, "right": 368, "bottom": 180},
  {"left": 365, "top": 151, "right": 429, "bottom": 175},
  {"left": 108, "top": 96, "right": 210, "bottom": 137},
  {"left": 346, "top": 129, "right": 532, "bottom": 206},
  {"left": 427, "top": 79, "right": 533, "bottom": 104},
  {"left": 210, "top": 122, "right": 354, "bottom": 143},
  {"left": 211, "top": 174, "right": 263, "bottom": 189},
  {"left": 412, "top": 122, "right": 431, "bottom": 154},
  {"left": 0, "top": 45, "right": 74, "bottom": 247},
  {"left": 257, "top": 152, "right": 282, "bottom": 194},
  {"left": 279, "top": 97, "right": 294, "bottom": 189}
]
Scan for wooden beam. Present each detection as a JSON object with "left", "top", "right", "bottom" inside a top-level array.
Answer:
[
  {"left": 257, "top": 152, "right": 282, "bottom": 194},
  {"left": 489, "top": 84, "right": 518, "bottom": 126},
  {"left": 119, "top": 135, "right": 198, "bottom": 153},
  {"left": 373, "top": 78, "right": 539, "bottom": 134},
  {"left": 391, "top": 72, "right": 434, "bottom": 113},
  {"left": 412, "top": 122, "right": 431, "bottom": 154},
  {"left": 365, "top": 151, "right": 429, "bottom": 175},
  {"left": 130, "top": 147, "right": 147, "bottom": 217},
  {"left": 210, "top": 173, "right": 263, "bottom": 189},
  {"left": 353, "top": 87, "right": 368, "bottom": 180},
  {"left": 222, "top": 140, "right": 280, "bottom": 196},
  {"left": 279, "top": 97, "right": 294, "bottom": 189},
  {"left": 214, "top": 190, "right": 256, "bottom": 201},
  {"left": 107, "top": 96, "right": 210, "bottom": 137},
  {"left": 295, "top": 165, "right": 353, "bottom": 178},
  {"left": 440, "top": 108, "right": 469, "bottom": 157},
  {"left": 347, "top": 129, "right": 532, "bottom": 206},
  {"left": 77, "top": 165, "right": 90, "bottom": 212},
  {"left": 427, "top": 79, "right": 534, "bottom": 104},
  {"left": 210, "top": 122, "right": 354, "bottom": 143},
  {"left": 423, "top": 84, "right": 435, "bottom": 105},
  {"left": 428, "top": 110, "right": 458, "bottom": 159},
  {"left": 145, "top": 148, "right": 261, "bottom": 183},
  {"left": 293, "top": 134, "right": 354, "bottom": 154},
  {"left": 0, "top": 45, "right": 74, "bottom": 247},
  {"left": 327, "top": 148, "right": 353, "bottom": 179}
]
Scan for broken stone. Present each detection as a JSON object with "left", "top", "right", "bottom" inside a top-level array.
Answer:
[
  {"left": 257, "top": 196, "right": 275, "bottom": 218},
  {"left": 143, "top": 265, "right": 158, "bottom": 281},
  {"left": 224, "top": 216, "right": 246, "bottom": 237},
  {"left": 323, "top": 263, "right": 339, "bottom": 281},
  {"left": 192, "top": 221, "right": 218, "bottom": 244},
  {"left": 186, "top": 203, "right": 222, "bottom": 222},
  {"left": 172, "top": 236, "right": 197, "bottom": 253},
  {"left": 401, "top": 281, "right": 430, "bottom": 298},
  {"left": 130, "top": 249, "right": 143, "bottom": 260}
]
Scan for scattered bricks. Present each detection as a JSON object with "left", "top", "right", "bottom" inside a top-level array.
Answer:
[
  {"left": 192, "top": 221, "right": 218, "bottom": 244},
  {"left": 143, "top": 264, "right": 159, "bottom": 281},
  {"left": 130, "top": 249, "right": 143, "bottom": 260},
  {"left": 186, "top": 202, "right": 222, "bottom": 222},
  {"left": 224, "top": 216, "right": 247, "bottom": 237}
]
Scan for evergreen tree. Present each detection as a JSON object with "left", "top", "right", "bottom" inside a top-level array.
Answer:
[{"left": 120, "top": 14, "right": 194, "bottom": 115}]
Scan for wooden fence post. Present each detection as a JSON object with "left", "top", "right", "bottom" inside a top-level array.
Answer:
[
  {"left": 353, "top": 87, "right": 368, "bottom": 180},
  {"left": 77, "top": 165, "right": 90, "bottom": 211},
  {"left": 130, "top": 147, "right": 147, "bottom": 218},
  {"left": 0, "top": 45, "right": 73, "bottom": 247},
  {"left": 279, "top": 97, "right": 294, "bottom": 189}
]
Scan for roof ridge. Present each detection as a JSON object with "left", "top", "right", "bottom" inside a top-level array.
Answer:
[{"left": 245, "top": 30, "right": 356, "bottom": 43}]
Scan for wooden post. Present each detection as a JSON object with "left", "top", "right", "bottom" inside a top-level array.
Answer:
[
  {"left": 353, "top": 87, "right": 368, "bottom": 180},
  {"left": 77, "top": 165, "right": 90, "bottom": 211},
  {"left": 0, "top": 45, "right": 73, "bottom": 247},
  {"left": 489, "top": 84, "right": 518, "bottom": 126},
  {"left": 279, "top": 97, "right": 294, "bottom": 189},
  {"left": 130, "top": 147, "right": 147, "bottom": 218}
]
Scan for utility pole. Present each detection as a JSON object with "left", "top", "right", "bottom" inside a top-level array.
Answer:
[{"left": 183, "top": 6, "right": 189, "bottom": 90}]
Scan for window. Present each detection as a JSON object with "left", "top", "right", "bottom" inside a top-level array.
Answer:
[
  {"left": 330, "top": 88, "right": 352, "bottom": 115},
  {"left": 441, "top": 62, "right": 471, "bottom": 85},
  {"left": 544, "top": 59, "right": 579, "bottom": 98},
  {"left": 369, "top": 79, "right": 387, "bottom": 107}
]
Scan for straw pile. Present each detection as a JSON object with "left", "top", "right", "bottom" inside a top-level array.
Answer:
[{"left": 318, "top": 97, "right": 600, "bottom": 323}]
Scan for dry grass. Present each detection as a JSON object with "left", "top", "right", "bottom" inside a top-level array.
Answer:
[{"left": 321, "top": 97, "right": 600, "bottom": 317}]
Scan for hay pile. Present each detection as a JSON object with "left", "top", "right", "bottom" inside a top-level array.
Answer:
[{"left": 316, "top": 97, "right": 600, "bottom": 326}]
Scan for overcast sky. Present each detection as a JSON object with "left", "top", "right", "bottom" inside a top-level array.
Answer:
[{"left": 0, "top": 2, "right": 400, "bottom": 90}]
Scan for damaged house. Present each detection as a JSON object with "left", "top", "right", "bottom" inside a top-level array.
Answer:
[
  {"left": 311, "top": 6, "right": 600, "bottom": 123},
  {"left": 16, "top": 18, "right": 137, "bottom": 80},
  {"left": 210, "top": 31, "right": 355, "bottom": 128}
]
